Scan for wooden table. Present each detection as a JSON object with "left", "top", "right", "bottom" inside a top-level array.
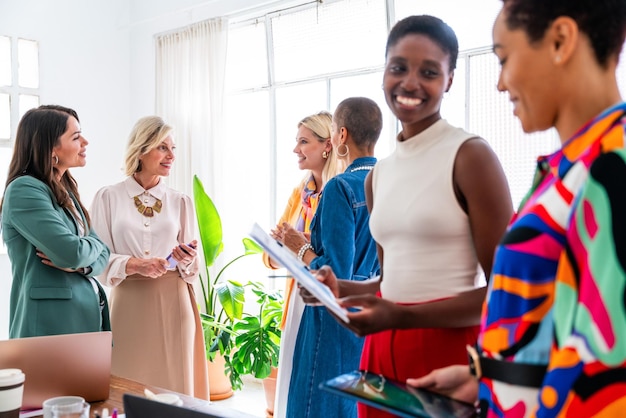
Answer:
[{"left": 90, "top": 375, "right": 255, "bottom": 417}]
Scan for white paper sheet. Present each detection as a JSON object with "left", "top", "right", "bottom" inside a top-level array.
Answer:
[{"left": 249, "top": 223, "right": 349, "bottom": 323}]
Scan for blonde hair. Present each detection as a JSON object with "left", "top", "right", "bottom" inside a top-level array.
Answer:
[
  {"left": 124, "top": 116, "right": 174, "bottom": 176},
  {"left": 298, "top": 111, "right": 345, "bottom": 185}
]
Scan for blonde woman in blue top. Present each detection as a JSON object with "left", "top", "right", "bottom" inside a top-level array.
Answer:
[{"left": 276, "top": 97, "right": 383, "bottom": 418}]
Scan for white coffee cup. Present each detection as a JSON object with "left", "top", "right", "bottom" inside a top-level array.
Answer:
[
  {"left": 42, "top": 396, "right": 85, "bottom": 418},
  {"left": 0, "top": 368, "right": 25, "bottom": 418},
  {"left": 153, "top": 393, "right": 182, "bottom": 406},
  {"left": 50, "top": 400, "right": 90, "bottom": 418}
]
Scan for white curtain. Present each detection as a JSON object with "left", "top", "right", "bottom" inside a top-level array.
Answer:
[{"left": 155, "top": 18, "right": 228, "bottom": 198}]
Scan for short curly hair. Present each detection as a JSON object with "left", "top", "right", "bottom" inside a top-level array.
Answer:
[
  {"left": 333, "top": 97, "right": 382, "bottom": 148},
  {"left": 386, "top": 15, "right": 459, "bottom": 71},
  {"left": 501, "top": 0, "right": 626, "bottom": 67}
]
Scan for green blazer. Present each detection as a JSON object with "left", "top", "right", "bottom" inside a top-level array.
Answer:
[{"left": 2, "top": 175, "right": 111, "bottom": 338}]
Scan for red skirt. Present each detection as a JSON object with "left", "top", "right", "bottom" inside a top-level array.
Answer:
[{"left": 358, "top": 320, "right": 479, "bottom": 418}]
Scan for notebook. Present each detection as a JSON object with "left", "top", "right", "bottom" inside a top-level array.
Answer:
[
  {"left": 0, "top": 331, "right": 112, "bottom": 410},
  {"left": 248, "top": 222, "right": 349, "bottom": 322},
  {"left": 123, "top": 394, "right": 257, "bottom": 418},
  {"left": 320, "top": 370, "right": 477, "bottom": 418}
]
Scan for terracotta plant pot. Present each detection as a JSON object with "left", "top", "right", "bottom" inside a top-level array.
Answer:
[
  {"left": 262, "top": 367, "right": 279, "bottom": 417},
  {"left": 207, "top": 354, "right": 233, "bottom": 401}
]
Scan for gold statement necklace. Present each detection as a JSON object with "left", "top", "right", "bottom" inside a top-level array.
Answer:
[{"left": 133, "top": 195, "right": 162, "bottom": 217}]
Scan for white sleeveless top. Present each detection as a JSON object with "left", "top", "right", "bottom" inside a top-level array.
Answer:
[{"left": 371, "top": 119, "right": 481, "bottom": 303}]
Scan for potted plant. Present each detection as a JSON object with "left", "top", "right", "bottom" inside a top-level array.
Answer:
[
  {"left": 229, "top": 281, "right": 283, "bottom": 389},
  {"left": 228, "top": 280, "right": 283, "bottom": 417},
  {"left": 193, "top": 175, "right": 263, "bottom": 399}
]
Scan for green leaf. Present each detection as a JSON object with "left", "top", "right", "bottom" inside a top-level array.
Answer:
[
  {"left": 192, "top": 178, "right": 279, "bottom": 385},
  {"left": 193, "top": 175, "right": 223, "bottom": 267},
  {"left": 243, "top": 238, "right": 263, "bottom": 255},
  {"left": 216, "top": 280, "right": 245, "bottom": 321}
]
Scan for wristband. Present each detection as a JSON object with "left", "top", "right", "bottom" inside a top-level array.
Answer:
[{"left": 297, "top": 243, "right": 314, "bottom": 262}]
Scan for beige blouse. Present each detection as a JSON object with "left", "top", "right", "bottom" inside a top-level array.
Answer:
[{"left": 90, "top": 176, "right": 200, "bottom": 287}]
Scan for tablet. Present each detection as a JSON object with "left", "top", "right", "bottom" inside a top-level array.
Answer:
[{"left": 320, "top": 370, "right": 477, "bottom": 418}]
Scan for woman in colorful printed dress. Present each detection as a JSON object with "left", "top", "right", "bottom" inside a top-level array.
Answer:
[
  {"left": 265, "top": 110, "right": 343, "bottom": 418},
  {"left": 309, "top": 16, "right": 513, "bottom": 418},
  {"left": 275, "top": 97, "right": 383, "bottom": 417},
  {"left": 409, "top": 0, "right": 626, "bottom": 416}
]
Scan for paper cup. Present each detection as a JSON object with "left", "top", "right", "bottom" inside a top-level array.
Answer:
[
  {"left": 153, "top": 393, "right": 182, "bottom": 406},
  {"left": 0, "top": 369, "right": 25, "bottom": 418},
  {"left": 50, "top": 400, "right": 90, "bottom": 418},
  {"left": 42, "top": 396, "right": 85, "bottom": 418}
]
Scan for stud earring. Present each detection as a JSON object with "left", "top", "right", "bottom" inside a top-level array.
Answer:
[
  {"left": 322, "top": 151, "right": 328, "bottom": 159},
  {"left": 53, "top": 155, "right": 59, "bottom": 165}
]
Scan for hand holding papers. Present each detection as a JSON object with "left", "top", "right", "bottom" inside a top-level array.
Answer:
[{"left": 249, "top": 223, "right": 349, "bottom": 323}]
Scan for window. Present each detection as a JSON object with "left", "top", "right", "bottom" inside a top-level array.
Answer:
[
  {"left": 219, "top": 0, "right": 626, "bottom": 286},
  {"left": 0, "top": 37, "right": 40, "bottom": 143},
  {"left": 0, "top": 36, "right": 40, "bottom": 253},
  {"left": 225, "top": 0, "right": 390, "bottom": 234}
]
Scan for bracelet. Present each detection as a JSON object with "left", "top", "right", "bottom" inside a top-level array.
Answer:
[{"left": 297, "top": 243, "right": 314, "bottom": 262}]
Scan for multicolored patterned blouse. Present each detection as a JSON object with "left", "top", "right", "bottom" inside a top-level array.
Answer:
[{"left": 478, "top": 102, "right": 626, "bottom": 417}]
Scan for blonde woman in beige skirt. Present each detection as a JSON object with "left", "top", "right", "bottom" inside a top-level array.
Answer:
[{"left": 90, "top": 116, "right": 209, "bottom": 399}]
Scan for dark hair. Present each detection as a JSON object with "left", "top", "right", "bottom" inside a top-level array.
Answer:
[
  {"left": 334, "top": 97, "right": 383, "bottom": 148},
  {"left": 386, "top": 15, "right": 459, "bottom": 71},
  {"left": 501, "top": 0, "right": 626, "bottom": 67},
  {"left": 0, "top": 105, "right": 91, "bottom": 227}
]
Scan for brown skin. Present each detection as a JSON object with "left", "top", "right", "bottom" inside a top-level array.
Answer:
[
  {"left": 493, "top": 15, "right": 621, "bottom": 143},
  {"left": 406, "top": 365, "right": 478, "bottom": 405},
  {"left": 304, "top": 32, "right": 513, "bottom": 336},
  {"left": 409, "top": 7, "right": 623, "bottom": 402}
]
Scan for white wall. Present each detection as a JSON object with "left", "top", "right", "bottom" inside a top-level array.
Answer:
[
  {"left": 0, "top": 0, "right": 290, "bottom": 339},
  {"left": 0, "top": 0, "right": 131, "bottom": 339},
  {"left": 1, "top": 0, "right": 132, "bottom": 200}
]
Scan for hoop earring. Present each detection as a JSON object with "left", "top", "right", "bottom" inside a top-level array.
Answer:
[
  {"left": 337, "top": 144, "right": 349, "bottom": 158},
  {"left": 53, "top": 155, "right": 59, "bottom": 165},
  {"left": 322, "top": 151, "right": 328, "bottom": 159}
]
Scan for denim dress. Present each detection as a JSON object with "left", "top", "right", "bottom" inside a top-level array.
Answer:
[{"left": 286, "top": 156, "right": 380, "bottom": 418}]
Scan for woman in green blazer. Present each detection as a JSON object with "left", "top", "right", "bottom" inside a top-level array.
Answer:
[{"left": 0, "top": 105, "right": 111, "bottom": 338}]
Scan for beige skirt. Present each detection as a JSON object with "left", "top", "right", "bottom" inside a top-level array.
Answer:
[{"left": 110, "top": 270, "right": 209, "bottom": 400}]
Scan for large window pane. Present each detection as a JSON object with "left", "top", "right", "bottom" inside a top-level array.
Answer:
[
  {"left": 330, "top": 71, "right": 394, "bottom": 159},
  {"left": 0, "top": 149, "right": 10, "bottom": 194},
  {"left": 17, "top": 39, "right": 38, "bottom": 89},
  {"left": 274, "top": 81, "right": 327, "bottom": 221},
  {"left": 18, "top": 94, "right": 39, "bottom": 118},
  {"left": 467, "top": 52, "right": 560, "bottom": 208},
  {"left": 0, "top": 93, "right": 9, "bottom": 140},
  {"left": 223, "top": 90, "right": 271, "bottom": 232},
  {"left": 441, "top": 56, "right": 467, "bottom": 130},
  {"left": 0, "top": 36, "right": 10, "bottom": 86},
  {"left": 394, "top": 0, "right": 500, "bottom": 51},
  {"left": 0, "top": 148, "right": 10, "bottom": 253},
  {"left": 221, "top": 90, "right": 273, "bottom": 294},
  {"left": 271, "top": 0, "right": 387, "bottom": 83},
  {"left": 225, "top": 22, "right": 268, "bottom": 91}
]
